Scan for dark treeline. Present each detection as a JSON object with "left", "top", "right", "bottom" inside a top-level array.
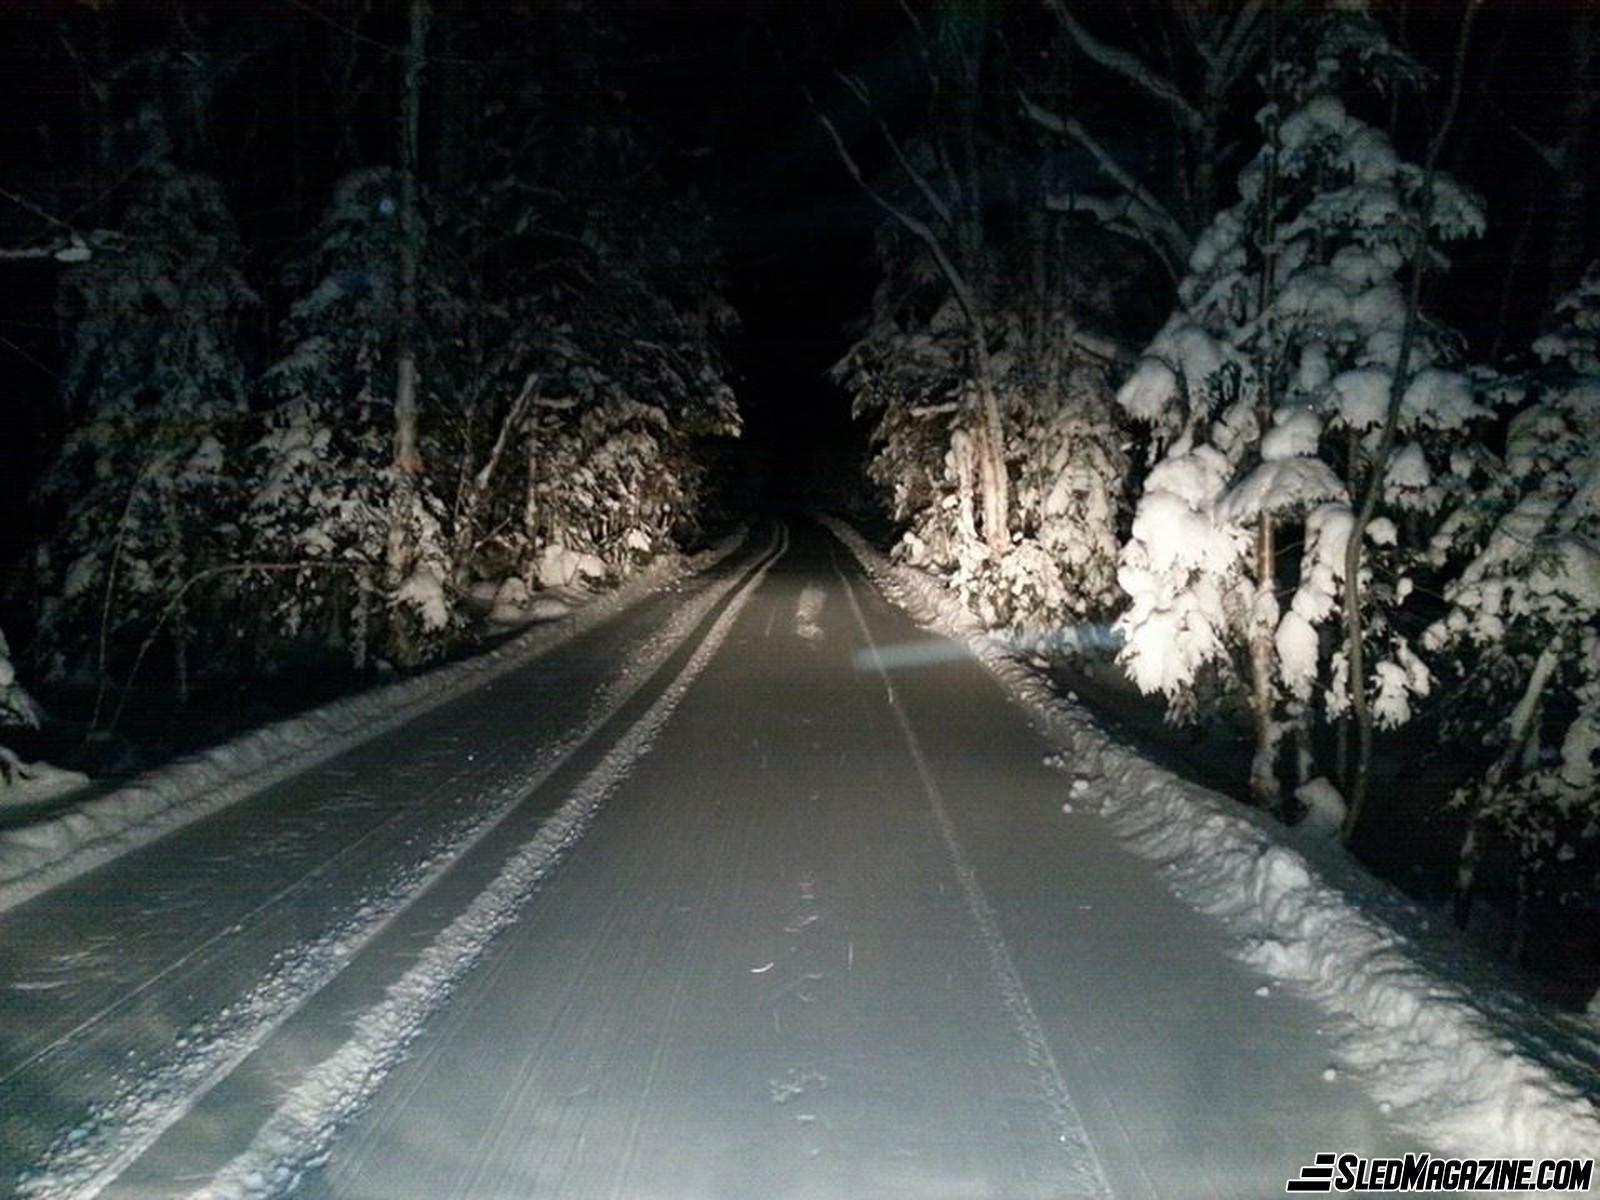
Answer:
[{"left": 0, "top": 0, "right": 741, "bottom": 715}]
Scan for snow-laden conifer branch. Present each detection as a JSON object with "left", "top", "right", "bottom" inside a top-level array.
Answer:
[{"left": 0, "top": 187, "right": 103, "bottom": 262}]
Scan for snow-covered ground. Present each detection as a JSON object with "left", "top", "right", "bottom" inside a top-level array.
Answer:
[
  {"left": 3, "top": 517, "right": 1595, "bottom": 1199},
  {"left": 0, "top": 533, "right": 744, "bottom": 914},
  {"left": 820, "top": 514, "right": 1600, "bottom": 1167},
  {"left": 3, "top": 529, "right": 772, "bottom": 1194}
]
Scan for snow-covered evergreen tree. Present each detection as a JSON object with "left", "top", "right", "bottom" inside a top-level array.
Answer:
[
  {"left": 1424, "top": 266, "right": 1600, "bottom": 933},
  {"left": 1114, "top": 9, "right": 1486, "bottom": 806},
  {"left": 0, "top": 622, "right": 43, "bottom": 784},
  {"left": 37, "top": 158, "right": 254, "bottom": 700},
  {"left": 249, "top": 132, "right": 738, "bottom": 668},
  {"left": 248, "top": 168, "right": 454, "bottom": 669}
]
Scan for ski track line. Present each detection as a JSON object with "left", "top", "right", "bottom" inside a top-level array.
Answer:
[
  {"left": 0, "top": 531, "right": 748, "bottom": 914},
  {"left": 180, "top": 522, "right": 788, "bottom": 1200},
  {"left": 3, "top": 786, "right": 433, "bottom": 1092},
  {"left": 826, "top": 539, "right": 1114, "bottom": 1200},
  {"left": 17, "top": 526, "right": 785, "bottom": 1200}
]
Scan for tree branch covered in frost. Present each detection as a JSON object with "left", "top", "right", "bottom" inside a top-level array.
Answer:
[
  {"left": 1038, "top": 0, "right": 1280, "bottom": 239},
  {"left": 1041, "top": 0, "right": 1204, "bottom": 131},
  {"left": 1020, "top": 94, "right": 1192, "bottom": 273}
]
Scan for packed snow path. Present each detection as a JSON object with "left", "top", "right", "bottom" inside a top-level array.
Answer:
[{"left": 5, "top": 521, "right": 1480, "bottom": 1198}]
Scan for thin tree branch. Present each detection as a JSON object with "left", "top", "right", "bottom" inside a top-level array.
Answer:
[
  {"left": 108, "top": 560, "right": 366, "bottom": 735},
  {"left": 810, "top": 94, "right": 982, "bottom": 330},
  {"left": 834, "top": 71, "right": 955, "bottom": 230},
  {"left": 1020, "top": 93, "right": 1192, "bottom": 263},
  {"left": 1042, "top": 0, "right": 1204, "bottom": 132},
  {"left": 1474, "top": 87, "right": 1563, "bottom": 171},
  {"left": 1215, "top": 0, "right": 1270, "bottom": 86},
  {"left": 470, "top": 371, "right": 538, "bottom": 498}
]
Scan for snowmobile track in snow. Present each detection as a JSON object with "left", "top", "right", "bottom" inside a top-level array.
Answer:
[
  {"left": 826, "top": 539, "right": 1111, "bottom": 1199},
  {"left": 11, "top": 526, "right": 788, "bottom": 1200}
]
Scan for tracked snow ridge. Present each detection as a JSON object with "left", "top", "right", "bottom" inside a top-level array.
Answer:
[
  {"left": 15, "top": 533, "right": 767, "bottom": 1200},
  {"left": 180, "top": 525, "right": 786, "bottom": 1200},
  {"left": 819, "top": 514, "right": 1600, "bottom": 1165},
  {"left": 0, "top": 532, "right": 748, "bottom": 914},
  {"left": 830, "top": 545, "right": 1112, "bottom": 1198}
]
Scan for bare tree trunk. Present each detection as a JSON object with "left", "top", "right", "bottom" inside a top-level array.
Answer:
[
  {"left": 523, "top": 424, "right": 541, "bottom": 571},
  {"left": 1192, "top": 86, "right": 1222, "bottom": 233},
  {"left": 1248, "top": 515, "right": 1280, "bottom": 807},
  {"left": 952, "top": 5, "right": 1008, "bottom": 560},
  {"left": 1453, "top": 639, "right": 1560, "bottom": 929},
  {"left": 1248, "top": 22, "right": 1283, "bottom": 812},
  {"left": 1510, "top": 869, "right": 1532, "bottom": 965},
  {"left": 352, "top": 570, "right": 371, "bottom": 672},
  {"left": 288, "top": 23, "right": 305, "bottom": 229},
  {"left": 972, "top": 355, "right": 1010, "bottom": 558},
  {"left": 163, "top": 488, "right": 190, "bottom": 708},
  {"left": 1545, "top": 7, "right": 1597, "bottom": 311},
  {"left": 1490, "top": 190, "right": 1538, "bottom": 361},
  {"left": 952, "top": 429, "right": 978, "bottom": 544},
  {"left": 384, "top": 0, "right": 430, "bottom": 668},
  {"left": 1344, "top": 0, "right": 1479, "bottom": 842},
  {"left": 453, "top": 375, "right": 536, "bottom": 587},
  {"left": 1291, "top": 704, "right": 1314, "bottom": 790},
  {"left": 1334, "top": 709, "right": 1350, "bottom": 793}
]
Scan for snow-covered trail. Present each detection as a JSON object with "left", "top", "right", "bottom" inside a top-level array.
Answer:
[
  {"left": 0, "top": 530, "right": 782, "bottom": 1196},
  {"left": 59, "top": 520, "right": 1446, "bottom": 1199},
  {"left": 7, "top": 519, "right": 1531, "bottom": 1199}
]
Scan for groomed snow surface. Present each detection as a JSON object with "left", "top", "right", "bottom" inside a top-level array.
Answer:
[
  {"left": 0, "top": 533, "right": 745, "bottom": 914},
  {"left": 6, "top": 527, "right": 773, "bottom": 1200},
  {"left": 186, "top": 528, "right": 791, "bottom": 1200},
  {"left": 3, "top": 517, "right": 1596, "bottom": 1199},
  {"left": 820, "top": 515, "right": 1600, "bottom": 1168}
]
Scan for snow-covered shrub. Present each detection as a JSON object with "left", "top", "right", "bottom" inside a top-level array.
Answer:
[
  {"left": 0, "top": 623, "right": 84, "bottom": 802},
  {"left": 1424, "top": 267, "right": 1600, "bottom": 921},
  {"left": 37, "top": 160, "right": 255, "bottom": 689},
  {"left": 0, "top": 626, "right": 40, "bottom": 733},
  {"left": 249, "top": 73, "right": 740, "bottom": 667},
  {"left": 1114, "top": 10, "right": 1486, "bottom": 804},
  {"left": 511, "top": 196, "right": 740, "bottom": 583}
]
